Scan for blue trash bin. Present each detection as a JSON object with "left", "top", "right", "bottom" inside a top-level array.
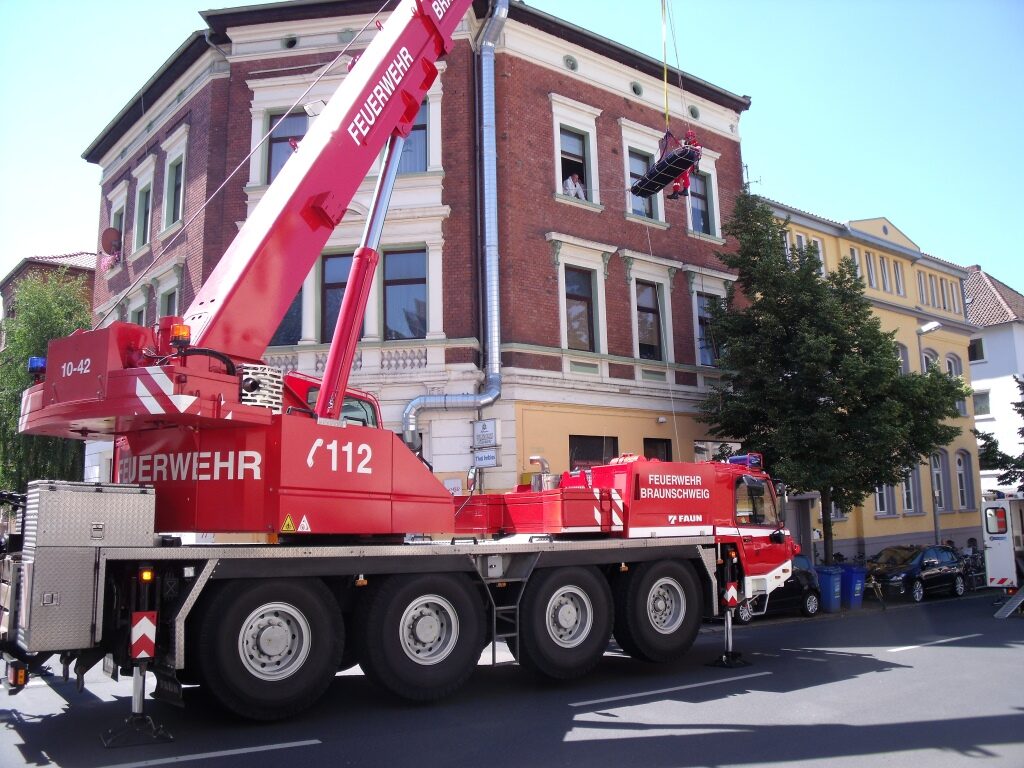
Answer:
[
  {"left": 839, "top": 564, "right": 867, "bottom": 610},
  {"left": 815, "top": 566, "right": 842, "bottom": 613}
]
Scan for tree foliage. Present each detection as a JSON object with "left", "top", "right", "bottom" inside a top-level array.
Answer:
[
  {"left": 0, "top": 269, "right": 93, "bottom": 491},
  {"left": 699, "top": 193, "right": 970, "bottom": 561},
  {"left": 985, "top": 377, "right": 1024, "bottom": 490}
]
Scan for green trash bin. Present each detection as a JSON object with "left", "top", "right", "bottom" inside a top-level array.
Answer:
[
  {"left": 839, "top": 564, "right": 866, "bottom": 610},
  {"left": 815, "top": 566, "right": 842, "bottom": 613}
]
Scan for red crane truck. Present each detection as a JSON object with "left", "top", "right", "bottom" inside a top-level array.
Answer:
[{"left": 0, "top": 0, "right": 795, "bottom": 728}]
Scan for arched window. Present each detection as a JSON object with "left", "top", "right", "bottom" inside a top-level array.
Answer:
[
  {"left": 922, "top": 347, "right": 938, "bottom": 371},
  {"left": 945, "top": 354, "right": 966, "bottom": 415},
  {"left": 956, "top": 451, "right": 975, "bottom": 509}
]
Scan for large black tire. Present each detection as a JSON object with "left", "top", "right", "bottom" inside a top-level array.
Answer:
[
  {"left": 518, "top": 566, "right": 613, "bottom": 680},
  {"left": 193, "top": 578, "right": 342, "bottom": 721},
  {"left": 355, "top": 573, "right": 485, "bottom": 701},
  {"left": 613, "top": 559, "right": 702, "bottom": 663}
]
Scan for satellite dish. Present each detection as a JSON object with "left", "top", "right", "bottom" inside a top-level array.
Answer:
[{"left": 100, "top": 227, "right": 122, "bottom": 257}]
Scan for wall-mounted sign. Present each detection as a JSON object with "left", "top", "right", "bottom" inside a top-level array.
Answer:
[
  {"left": 472, "top": 419, "right": 500, "bottom": 449},
  {"left": 473, "top": 447, "right": 501, "bottom": 468}
]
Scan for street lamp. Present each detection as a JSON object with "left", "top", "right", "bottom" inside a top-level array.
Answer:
[{"left": 917, "top": 321, "right": 943, "bottom": 544}]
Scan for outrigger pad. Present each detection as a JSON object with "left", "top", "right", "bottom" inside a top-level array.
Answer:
[{"left": 630, "top": 145, "right": 701, "bottom": 198}]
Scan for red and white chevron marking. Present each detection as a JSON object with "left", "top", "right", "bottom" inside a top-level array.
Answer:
[
  {"left": 990, "top": 576, "right": 1010, "bottom": 586},
  {"left": 591, "top": 489, "right": 624, "bottom": 531},
  {"left": 130, "top": 611, "right": 157, "bottom": 659},
  {"left": 135, "top": 367, "right": 199, "bottom": 415},
  {"left": 723, "top": 582, "right": 739, "bottom": 607}
]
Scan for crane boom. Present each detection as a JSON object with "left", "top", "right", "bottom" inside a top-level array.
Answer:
[{"left": 186, "top": 0, "right": 469, "bottom": 363}]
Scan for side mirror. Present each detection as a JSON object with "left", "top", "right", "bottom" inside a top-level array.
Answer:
[
  {"left": 769, "top": 530, "right": 786, "bottom": 544},
  {"left": 466, "top": 466, "right": 478, "bottom": 492}
]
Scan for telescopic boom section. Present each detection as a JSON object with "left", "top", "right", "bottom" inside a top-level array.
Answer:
[{"left": 184, "top": 0, "right": 471, "bottom": 364}]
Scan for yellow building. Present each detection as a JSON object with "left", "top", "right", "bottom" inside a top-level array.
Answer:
[{"left": 769, "top": 202, "right": 981, "bottom": 561}]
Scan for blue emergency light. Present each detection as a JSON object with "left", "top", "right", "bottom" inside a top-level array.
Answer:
[
  {"left": 27, "top": 357, "right": 46, "bottom": 375},
  {"left": 728, "top": 453, "right": 763, "bottom": 469}
]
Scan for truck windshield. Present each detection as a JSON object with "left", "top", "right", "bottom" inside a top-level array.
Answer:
[{"left": 735, "top": 476, "right": 779, "bottom": 527}]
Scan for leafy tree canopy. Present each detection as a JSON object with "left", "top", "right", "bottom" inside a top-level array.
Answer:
[
  {"left": 0, "top": 269, "right": 93, "bottom": 492},
  {"left": 699, "top": 193, "right": 970, "bottom": 560}
]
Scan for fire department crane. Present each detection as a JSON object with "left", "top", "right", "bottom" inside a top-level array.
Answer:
[{"left": 0, "top": 0, "right": 794, "bottom": 737}]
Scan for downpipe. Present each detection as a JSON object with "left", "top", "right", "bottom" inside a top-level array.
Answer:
[{"left": 402, "top": 0, "right": 508, "bottom": 449}]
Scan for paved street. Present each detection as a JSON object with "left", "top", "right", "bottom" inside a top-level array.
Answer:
[{"left": 1, "top": 591, "right": 1021, "bottom": 768}]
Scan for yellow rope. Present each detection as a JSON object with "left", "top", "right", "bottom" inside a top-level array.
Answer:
[{"left": 661, "top": 0, "right": 670, "bottom": 132}]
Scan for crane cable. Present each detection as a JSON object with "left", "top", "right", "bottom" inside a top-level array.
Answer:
[{"left": 661, "top": 0, "right": 671, "bottom": 132}]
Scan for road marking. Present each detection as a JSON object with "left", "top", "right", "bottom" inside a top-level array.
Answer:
[
  {"left": 887, "top": 633, "right": 982, "bottom": 653},
  {"left": 569, "top": 671, "right": 772, "bottom": 708},
  {"left": 101, "top": 739, "right": 321, "bottom": 768}
]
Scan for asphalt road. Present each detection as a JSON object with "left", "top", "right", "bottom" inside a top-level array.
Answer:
[{"left": 1, "top": 591, "right": 1021, "bottom": 768}]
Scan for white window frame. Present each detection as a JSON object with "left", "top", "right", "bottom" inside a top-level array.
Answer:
[
  {"left": 875, "top": 485, "right": 888, "bottom": 514},
  {"left": 160, "top": 123, "right": 189, "bottom": 234},
  {"left": 902, "top": 470, "right": 915, "bottom": 513},
  {"left": 550, "top": 93, "right": 602, "bottom": 207},
  {"left": 104, "top": 180, "right": 129, "bottom": 274},
  {"left": 131, "top": 154, "right": 157, "bottom": 256},
  {"left": 625, "top": 253, "right": 675, "bottom": 367},
  {"left": 127, "top": 290, "right": 147, "bottom": 328},
  {"left": 893, "top": 260, "right": 905, "bottom": 296},
  {"left": 618, "top": 118, "right": 666, "bottom": 224},
  {"left": 686, "top": 146, "right": 723, "bottom": 241},
  {"left": 548, "top": 234, "right": 612, "bottom": 373},
  {"left": 956, "top": 453, "right": 968, "bottom": 509},
  {"left": 929, "top": 274, "right": 938, "bottom": 306},
  {"left": 879, "top": 255, "right": 891, "bottom": 292},
  {"left": 865, "top": 251, "right": 877, "bottom": 288},
  {"left": 973, "top": 390, "right": 990, "bottom": 416},
  {"left": 918, "top": 271, "right": 928, "bottom": 305},
  {"left": 950, "top": 280, "right": 961, "bottom": 314},
  {"left": 811, "top": 238, "right": 825, "bottom": 274},
  {"left": 848, "top": 246, "right": 861, "bottom": 277}
]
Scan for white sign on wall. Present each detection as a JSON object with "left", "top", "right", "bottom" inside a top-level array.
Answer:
[
  {"left": 472, "top": 419, "right": 500, "bottom": 449},
  {"left": 473, "top": 447, "right": 501, "bottom": 468}
]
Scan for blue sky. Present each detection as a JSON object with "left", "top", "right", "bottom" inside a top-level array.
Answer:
[{"left": 1, "top": 0, "right": 1021, "bottom": 290}]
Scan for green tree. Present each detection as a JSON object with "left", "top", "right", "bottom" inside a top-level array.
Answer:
[
  {"left": 0, "top": 269, "right": 93, "bottom": 491},
  {"left": 988, "top": 377, "right": 1024, "bottom": 490},
  {"left": 699, "top": 192, "right": 969, "bottom": 562}
]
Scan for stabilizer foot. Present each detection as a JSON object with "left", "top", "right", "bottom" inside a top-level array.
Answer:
[{"left": 101, "top": 714, "right": 174, "bottom": 748}]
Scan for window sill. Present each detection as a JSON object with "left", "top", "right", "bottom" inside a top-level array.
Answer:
[
  {"left": 104, "top": 264, "right": 124, "bottom": 280},
  {"left": 625, "top": 213, "right": 669, "bottom": 230},
  {"left": 874, "top": 513, "right": 900, "bottom": 520},
  {"left": 128, "top": 244, "right": 151, "bottom": 263},
  {"left": 902, "top": 511, "right": 925, "bottom": 517},
  {"left": 159, "top": 220, "right": 184, "bottom": 240},
  {"left": 554, "top": 193, "right": 604, "bottom": 213},
  {"left": 687, "top": 230, "right": 726, "bottom": 246}
]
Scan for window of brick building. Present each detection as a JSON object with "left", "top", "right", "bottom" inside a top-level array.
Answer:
[
  {"left": 398, "top": 101, "right": 427, "bottom": 174},
  {"left": 384, "top": 250, "right": 427, "bottom": 341},
  {"left": 636, "top": 280, "right": 662, "bottom": 361},
  {"left": 689, "top": 173, "right": 712, "bottom": 235},
  {"left": 267, "top": 112, "right": 308, "bottom": 184},
  {"left": 565, "top": 267, "right": 596, "bottom": 352},
  {"left": 628, "top": 149, "right": 654, "bottom": 218}
]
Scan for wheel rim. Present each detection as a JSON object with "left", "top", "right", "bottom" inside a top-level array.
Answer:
[
  {"left": 737, "top": 603, "right": 752, "bottom": 623},
  {"left": 955, "top": 576, "right": 965, "bottom": 595},
  {"left": 912, "top": 581, "right": 924, "bottom": 601},
  {"left": 805, "top": 593, "right": 819, "bottom": 614},
  {"left": 237, "top": 601, "right": 312, "bottom": 681},
  {"left": 544, "top": 585, "right": 594, "bottom": 648},
  {"left": 647, "top": 577, "right": 686, "bottom": 634},
  {"left": 399, "top": 594, "right": 460, "bottom": 665}
]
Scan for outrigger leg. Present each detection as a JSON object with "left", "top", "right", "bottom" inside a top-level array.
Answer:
[
  {"left": 709, "top": 607, "right": 750, "bottom": 669},
  {"left": 101, "top": 662, "right": 173, "bottom": 748}
]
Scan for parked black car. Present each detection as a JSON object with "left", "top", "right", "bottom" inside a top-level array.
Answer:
[
  {"left": 866, "top": 545, "right": 966, "bottom": 602},
  {"left": 735, "top": 554, "right": 820, "bottom": 623}
]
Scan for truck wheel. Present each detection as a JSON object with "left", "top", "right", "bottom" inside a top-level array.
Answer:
[
  {"left": 356, "top": 573, "right": 485, "bottom": 701},
  {"left": 613, "top": 559, "right": 702, "bottom": 663},
  {"left": 194, "top": 578, "right": 342, "bottom": 721},
  {"left": 518, "top": 566, "right": 612, "bottom": 679}
]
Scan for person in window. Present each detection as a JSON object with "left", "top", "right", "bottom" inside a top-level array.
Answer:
[
  {"left": 562, "top": 173, "right": 586, "bottom": 200},
  {"left": 666, "top": 129, "right": 702, "bottom": 200}
]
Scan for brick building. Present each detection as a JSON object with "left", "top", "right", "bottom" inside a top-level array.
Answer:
[
  {"left": 0, "top": 252, "right": 96, "bottom": 350},
  {"left": 83, "top": 0, "right": 750, "bottom": 489}
]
